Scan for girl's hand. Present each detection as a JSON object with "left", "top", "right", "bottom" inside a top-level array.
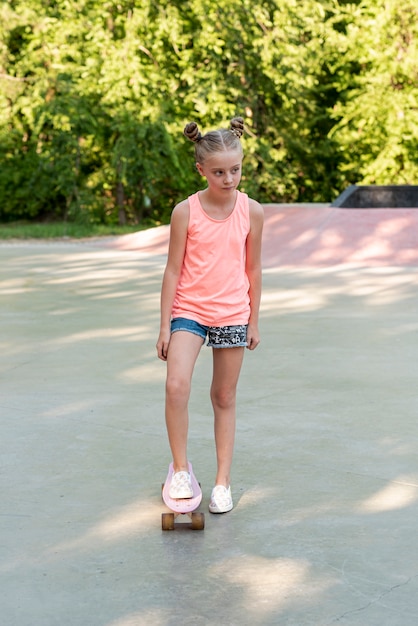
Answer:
[
  {"left": 156, "top": 329, "right": 171, "bottom": 361},
  {"left": 246, "top": 323, "right": 260, "bottom": 350}
]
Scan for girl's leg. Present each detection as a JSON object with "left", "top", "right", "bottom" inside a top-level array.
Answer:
[
  {"left": 210, "top": 346, "right": 245, "bottom": 487},
  {"left": 165, "top": 330, "right": 204, "bottom": 472}
]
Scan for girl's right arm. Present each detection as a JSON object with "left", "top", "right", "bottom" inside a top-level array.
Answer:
[{"left": 156, "top": 200, "right": 189, "bottom": 361}]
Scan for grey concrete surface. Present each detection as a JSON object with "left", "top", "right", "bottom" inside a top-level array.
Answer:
[{"left": 1, "top": 234, "right": 418, "bottom": 626}]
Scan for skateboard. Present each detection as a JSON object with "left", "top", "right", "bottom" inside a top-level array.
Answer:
[{"left": 161, "top": 462, "right": 205, "bottom": 531}]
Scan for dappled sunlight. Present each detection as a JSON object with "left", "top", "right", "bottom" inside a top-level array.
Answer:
[
  {"left": 287, "top": 227, "right": 319, "bottom": 249},
  {"left": 92, "top": 502, "right": 159, "bottom": 541},
  {"left": 261, "top": 287, "right": 327, "bottom": 314},
  {"left": 49, "top": 325, "right": 150, "bottom": 346},
  {"left": 382, "top": 321, "right": 418, "bottom": 338},
  {"left": 210, "top": 556, "right": 332, "bottom": 617},
  {"left": 0, "top": 340, "right": 29, "bottom": 360},
  {"left": 309, "top": 229, "right": 345, "bottom": 264},
  {"left": 104, "top": 224, "right": 170, "bottom": 255},
  {"left": 239, "top": 486, "right": 279, "bottom": 507},
  {"left": 2, "top": 247, "right": 165, "bottom": 293},
  {"left": 365, "top": 275, "right": 418, "bottom": 307},
  {"left": 45, "top": 499, "right": 161, "bottom": 558},
  {"left": 91, "top": 290, "right": 138, "bottom": 300},
  {"left": 0, "top": 277, "right": 37, "bottom": 295},
  {"left": 3, "top": 230, "right": 418, "bottom": 625},
  {"left": 0, "top": 497, "right": 162, "bottom": 577},
  {"left": 261, "top": 205, "right": 418, "bottom": 268},
  {"left": 329, "top": 268, "right": 418, "bottom": 306},
  {"left": 352, "top": 239, "right": 396, "bottom": 263},
  {"left": 41, "top": 398, "right": 96, "bottom": 419},
  {"left": 106, "top": 611, "right": 167, "bottom": 626},
  {"left": 45, "top": 267, "right": 139, "bottom": 286},
  {"left": 261, "top": 266, "right": 418, "bottom": 318},
  {"left": 358, "top": 478, "right": 418, "bottom": 514},
  {"left": 373, "top": 216, "right": 413, "bottom": 237},
  {"left": 119, "top": 361, "right": 165, "bottom": 384},
  {"left": 47, "top": 307, "right": 81, "bottom": 316}
]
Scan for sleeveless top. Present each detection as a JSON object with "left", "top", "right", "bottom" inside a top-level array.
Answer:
[{"left": 171, "top": 190, "right": 251, "bottom": 326}]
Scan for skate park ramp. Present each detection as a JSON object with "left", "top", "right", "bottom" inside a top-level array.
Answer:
[
  {"left": 331, "top": 184, "right": 418, "bottom": 208},
  {"left": 104, "top": 202, "right": 418, "bottom": 267},
  {"left": 2, "top": 203, "right": 418, "bottom": 626}
]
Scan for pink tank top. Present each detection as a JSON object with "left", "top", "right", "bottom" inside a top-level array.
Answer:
[{"left": 172, "top": 190, "right": 251, "bottom": 326}]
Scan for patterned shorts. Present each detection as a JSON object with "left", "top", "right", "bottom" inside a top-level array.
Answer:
[{"left": 171, "top": 317, "right": 248, "bottom": 348}]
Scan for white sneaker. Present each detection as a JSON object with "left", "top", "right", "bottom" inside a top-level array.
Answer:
[
  {"left": 169, "top": 471, "right": 193, "bottom": 499},
  {"left": 209, "top": 485, "right": 233, "bottom": 513}
]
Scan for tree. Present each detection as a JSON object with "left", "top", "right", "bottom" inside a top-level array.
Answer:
[
  {"left": 0, "top": 0, "right": 417, "bottom": 225},
  {"left": 329, "top": 0, "right": 418, "bottom": 184}
]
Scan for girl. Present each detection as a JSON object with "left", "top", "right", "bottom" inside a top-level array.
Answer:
[{"left": 156, "top": 116, "right": 263, "bottom": 513}]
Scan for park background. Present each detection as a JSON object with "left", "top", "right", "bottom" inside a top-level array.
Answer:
[
  {"left": 2, "top": 3, "right": 418, "bottom": 623},
  {"left": 0, "top": 0, "right": 417, "bottom": 230}
]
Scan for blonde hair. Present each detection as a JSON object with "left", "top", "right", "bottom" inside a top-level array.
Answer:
[{"left": 184, "top": 117, "right": 244, "bottom": 163}]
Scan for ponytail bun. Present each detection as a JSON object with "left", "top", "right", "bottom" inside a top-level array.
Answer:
[
  {"left": 184, "top": 122, "right": 202, "bottom": 142},
  {"left": 230, "top": 116, "right": 244, "bottom": 138}
]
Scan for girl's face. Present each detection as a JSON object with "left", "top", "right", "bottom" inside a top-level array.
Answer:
[{"left": 196, "top": 149, "right": 243, "bottom": 194}]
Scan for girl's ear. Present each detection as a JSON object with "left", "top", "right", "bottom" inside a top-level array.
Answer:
[{"left": 196, "top": 162, "right": 205, "bottom": 176}]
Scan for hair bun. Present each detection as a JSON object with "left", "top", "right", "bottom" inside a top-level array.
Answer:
[
  {"left": 230, "top": 117, "right": 244, "bottom": 138},
  {"left": 184, "top": 122, "right": 202, "bottom": 142}
]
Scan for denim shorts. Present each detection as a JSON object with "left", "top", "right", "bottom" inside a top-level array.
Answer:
[{"left": 171, "top": 317, "right": 248, "bottom": 348}]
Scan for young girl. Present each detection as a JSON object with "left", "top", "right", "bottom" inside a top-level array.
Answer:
[{"left": 156, "top": 116, "right": 263, "bottom": 513}]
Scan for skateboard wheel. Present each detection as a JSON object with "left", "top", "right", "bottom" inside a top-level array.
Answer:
[
  {"left": 161, "top": 513, "right": 175, "bottom": 531},
  {"left": 191, "top": 512, "right": 205, "bottom": 530}
]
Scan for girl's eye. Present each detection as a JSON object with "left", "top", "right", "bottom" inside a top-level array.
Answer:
[{"left": 213, "top": 167, "right": 240, "bottom": 175}]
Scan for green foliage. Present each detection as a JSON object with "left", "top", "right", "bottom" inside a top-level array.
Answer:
[
  {"left": 329, "top": 0, "right": 418, "bottom": 185},
  {"left": 0, "top": 0, "right": 417, "bottom": 224}
]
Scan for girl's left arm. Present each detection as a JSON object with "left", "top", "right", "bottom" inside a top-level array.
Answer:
[{"left": 246, "top": 199, "right": 264, "bottom": 350}]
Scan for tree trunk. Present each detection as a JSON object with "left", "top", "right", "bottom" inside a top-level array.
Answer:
[{"left": 116, "top": 178, "right": 126, "bottom": 225}]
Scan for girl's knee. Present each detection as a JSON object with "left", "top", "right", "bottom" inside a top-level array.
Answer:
[
  {"left": 211, "top": 385, "right": 236, "bottom": 410},
  {"left": 166, "top": 375, "right": 191, "bottom": 403}
]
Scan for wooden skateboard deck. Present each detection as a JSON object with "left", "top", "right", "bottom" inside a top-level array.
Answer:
[{"left": 161, "top": 462, "right": 205, "bottom": 530}]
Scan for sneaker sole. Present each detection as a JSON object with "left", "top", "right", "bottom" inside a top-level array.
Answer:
[{"left": 209, "top": 503, "right": 233, "bottom": 514}]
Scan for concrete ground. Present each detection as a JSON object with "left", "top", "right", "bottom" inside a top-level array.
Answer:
[{"left": 1, "top": 204, "right": 418, "bottom": 626}]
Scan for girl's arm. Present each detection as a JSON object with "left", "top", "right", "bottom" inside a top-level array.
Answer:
[
  {"left": 156, "top": 201, "right": 189, "bottom": 361},
  {"left": 246, "top": 199, "right": 264, "bottom": 350}
]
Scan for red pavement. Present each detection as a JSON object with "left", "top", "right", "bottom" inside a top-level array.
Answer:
[{"left": 105, "top": 204, "right": 418, "bottom": 267}]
